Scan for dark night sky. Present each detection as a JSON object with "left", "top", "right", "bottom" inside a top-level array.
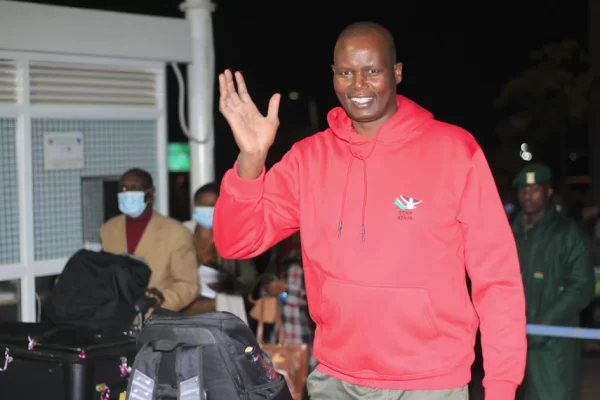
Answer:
[{"left": 18, "top": 0, "right": 589, "bottom": 178}]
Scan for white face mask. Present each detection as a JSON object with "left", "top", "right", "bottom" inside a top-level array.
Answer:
[
  {"left": 192, "top": 206, "right": 215, "bottom": 229},
  {"left": 118, "top": 191, "right": 148, "bottom": 218}
]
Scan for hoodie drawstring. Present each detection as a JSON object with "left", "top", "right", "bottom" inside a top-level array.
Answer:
[
  {"left": 361, "top": 160, "right": 367, "bottom": 241},
  {"left": 337, "top": 158, "right": 368, "bottom": 242},
  {"left": 337, "top": 135, "right": 377, "bottom": 242},
  {"left": 337, "top": 157, "right": 354, "bottom": 239}
]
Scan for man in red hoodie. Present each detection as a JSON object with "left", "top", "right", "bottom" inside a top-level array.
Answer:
[{"left": 214, "top": 22, "right": 526, "bottom": 400}]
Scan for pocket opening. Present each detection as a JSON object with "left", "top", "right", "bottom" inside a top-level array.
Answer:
[{"left": 317, "top": 278, "right": 445, "bottom": 377}]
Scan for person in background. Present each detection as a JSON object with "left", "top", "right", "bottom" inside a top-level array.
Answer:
[
  {"left": 214, "top": 21, "right": 526, "bottom": 400},
  {"left": 512, "top": 164, "right": 595, "bottom": 400},
  {"left": 264, "top": 232, "right": 317, "bottom": 373},
  {"left": 100, "top": 168, "right": 198, "bottom": 311},
  {"left": 184, "top": 182, "right": 258, "bottom": 319}
]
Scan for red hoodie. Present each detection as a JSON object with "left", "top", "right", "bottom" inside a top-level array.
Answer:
[{"left": 214, "top": 96, "right": 526, "bottom": 399}]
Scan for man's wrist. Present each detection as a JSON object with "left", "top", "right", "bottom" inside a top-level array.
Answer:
[{"left": 237, "top": 151, "right": 267, "bottom": 180}]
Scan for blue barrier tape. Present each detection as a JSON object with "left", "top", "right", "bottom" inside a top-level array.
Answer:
[{"left": 527, "top": 324, "right": 600, "bottom": 340}]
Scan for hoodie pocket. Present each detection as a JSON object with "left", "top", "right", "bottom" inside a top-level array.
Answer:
[{"left": 317, "top": 279, "right": 442, "bottom": 378}]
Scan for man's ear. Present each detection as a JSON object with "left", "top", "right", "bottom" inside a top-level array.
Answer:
[
  {"left": 547, "top": 187, "right": 554, "bottom": 199},
  {"left": 394, "top": 63, "right": 403, "bottom": 84},
  {"left": 147, "top": 187, "right": 156, "bottom": 203}
]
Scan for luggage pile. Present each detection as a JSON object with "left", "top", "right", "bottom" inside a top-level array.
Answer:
[
  {"left": 0, "top": 249, "right": 294, "bottom": 400},
  {"left": 0, "top": 250, "right": 151, "bottom": 400}
]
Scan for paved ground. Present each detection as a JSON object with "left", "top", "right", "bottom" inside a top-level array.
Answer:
[{"left": 469, "top": 355, "right": 600, "bottom": 400}]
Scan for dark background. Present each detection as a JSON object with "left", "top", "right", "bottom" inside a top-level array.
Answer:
[{"left": 17, "top": 0, "right": 590, "bottom": 215}]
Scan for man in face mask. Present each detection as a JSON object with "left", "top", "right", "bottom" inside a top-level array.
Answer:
[
  {"left": 184, "top": 182, "right": 258, "bottom": 318},
  {"left": 100, "top": 168, "right": 199, "bottom": 312}
]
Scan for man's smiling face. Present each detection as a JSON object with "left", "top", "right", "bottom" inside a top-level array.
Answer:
[{"left": 332, "top": 30, "right": 402, "bottom": 137}]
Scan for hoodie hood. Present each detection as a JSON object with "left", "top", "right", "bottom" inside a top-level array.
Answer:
[
  {"left": 327, "top": 95, "right": 433, "bottom": 241},
  {"left": 328, "top": 95, "right": 433, "bottom": 149}
]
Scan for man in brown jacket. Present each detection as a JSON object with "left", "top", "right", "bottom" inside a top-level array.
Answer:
[{"left": 100, "top": 168, "right": 198, "bottom": 311}]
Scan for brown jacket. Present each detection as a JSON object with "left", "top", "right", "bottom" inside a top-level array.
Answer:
[{"left": 100, "top": 212, "right": 199, "bottom": 311}]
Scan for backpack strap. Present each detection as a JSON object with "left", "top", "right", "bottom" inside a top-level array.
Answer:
[
  {"left": 176, "top": 346, "right": 205, "bottom": 400},
  {"left": 125, "top": 344, "right": 161, "bottom": 400},
  {"left": 138, "top": 325, "right": 217, "bottom": 349}
]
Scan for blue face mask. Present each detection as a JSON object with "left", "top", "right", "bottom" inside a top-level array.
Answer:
[
  {"left": 118, "top": 191, "right": 148, "bottom": 218},
  {"left": 193, "top": 206, "right": 214, "bottom": 229}
]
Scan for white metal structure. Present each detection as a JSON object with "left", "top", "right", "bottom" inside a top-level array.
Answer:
[
  {"left": 183, "top": 0, "right": 217, "bottom": 193},
  {"left": 0, "top": 0, "right": 215, "bottom": 322}
]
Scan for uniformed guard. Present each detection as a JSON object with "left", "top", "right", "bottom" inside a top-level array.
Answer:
[{"left": 512, "top": 163, "right": 595, "bottom": 400}]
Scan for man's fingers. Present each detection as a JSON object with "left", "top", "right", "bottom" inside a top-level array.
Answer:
[
  {"left": 224, "top": 69, "right": 236, "bottom": 95},
  {"left": 221, "top": 70, "right": 241, "bottom": 107},
  {"left": 218, "top": 74, "right": 232, "bottom": 109},
  {"left": 218, "top": 73, "right": 228, "bottom": 98},
  {"left": 220, "top": 69, "right": 274, "bottom": 132},
  {"left": 266, "top": 93, "right": 281, "bottom": 122},
  {"left": 235, "top": 71, "right": 252, "bottom": 103},
  {"left": 219, "top": 72, "right": 237, "bottom": 116},
  {"left": 218, "top": 74, "right": 231, "bottom": 114}
]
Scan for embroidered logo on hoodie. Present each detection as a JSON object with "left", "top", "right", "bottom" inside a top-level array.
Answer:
[
  {"left": 394, "top": 195, "right": 422, "bottom": 210},
  {"left": 395, "top": 195, "right": 422, "bottom": 221}
]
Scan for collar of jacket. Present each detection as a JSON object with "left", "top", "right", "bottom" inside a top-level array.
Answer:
[{"left": 513, "top": 203, "right": 558, "bottom": 234}]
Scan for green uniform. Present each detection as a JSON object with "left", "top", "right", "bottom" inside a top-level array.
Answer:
[{"left": 512, "top": 206, "right": 595, "bottom": 400}]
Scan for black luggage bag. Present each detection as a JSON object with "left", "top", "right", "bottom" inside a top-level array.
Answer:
[
  {"left": 45, "top": 249, "right": 152, "bottom": 330},
  {"left": 126, "top": 309, "right": 293, "bottom": 400},
  {"left": 0, "top": 322, "right": 137, "bottom": 400}
]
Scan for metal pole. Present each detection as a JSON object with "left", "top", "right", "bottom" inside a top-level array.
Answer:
[{"left": 180, "top": 0, "right": 216, "bottom": 200}]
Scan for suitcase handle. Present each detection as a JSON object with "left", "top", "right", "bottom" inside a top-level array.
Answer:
[
  {"left": 0, "top": 348, "right": 13, "bottom": 372},
  {"left": 134, "top": 296, "right": 158, "bottom": 314}
]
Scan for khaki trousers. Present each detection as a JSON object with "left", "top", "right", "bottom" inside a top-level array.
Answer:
[{"left": 307, "top": 369, "right": 469, "bottom": 400}]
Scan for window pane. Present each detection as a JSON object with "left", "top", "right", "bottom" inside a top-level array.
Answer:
[
  {"left": 0, "top": 280, "right": 20, "bottom": 322},
  {"left": 35, "top": 275, "right": 59, "bottom": 322}
]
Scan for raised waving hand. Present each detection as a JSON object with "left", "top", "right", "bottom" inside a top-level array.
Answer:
[{"left": 218, "top": 70, "right": 281, "bottom": 159}]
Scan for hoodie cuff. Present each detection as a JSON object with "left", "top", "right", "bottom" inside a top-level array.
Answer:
[
  {"left": 483, "top": 381, "right": 517, "bottom": 400},
  {"left": 222, "top": 162, "right": 266, "bottom": 201}
]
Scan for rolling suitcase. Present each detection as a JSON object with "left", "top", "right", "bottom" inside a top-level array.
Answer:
[{"left": 0, "top": 322, "right": 137, "bottom": 400}]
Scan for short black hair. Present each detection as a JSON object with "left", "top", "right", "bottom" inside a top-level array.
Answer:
[
  {"left": 193, "top": 182, "right": 219, "bottom": 203},
  {"left": 337, "top": 21, "right": 397, "bottom": 64},
  {"left": 122, "top": 168, "right": 154, "bottom": 190}
]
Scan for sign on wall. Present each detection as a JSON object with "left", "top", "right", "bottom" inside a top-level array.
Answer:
[{"left": 44, "top": 132, "right": 84, "bottom": 170}]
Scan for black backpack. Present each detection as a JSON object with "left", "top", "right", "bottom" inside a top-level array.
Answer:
[
  {"left": 125, "top": 309, "right": 293, "bottom": 400},
  {"left": 45, "top": 250, "right": 151, "bottom": 330}
]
